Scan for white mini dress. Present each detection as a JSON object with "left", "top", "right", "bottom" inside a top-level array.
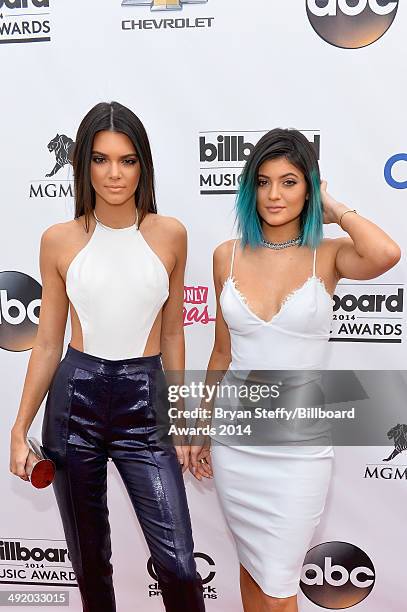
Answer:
[{"left": 210, "top": 239, "right": 334, "bottom": 598}]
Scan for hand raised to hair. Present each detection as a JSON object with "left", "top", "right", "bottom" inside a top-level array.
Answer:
[{"left": 320, "top": 180, "right": 346, "bottom": 225}]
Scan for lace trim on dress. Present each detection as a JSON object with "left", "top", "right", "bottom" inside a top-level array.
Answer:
[{"left": 223, "top": 274, "right": 332, "bottom": 325}]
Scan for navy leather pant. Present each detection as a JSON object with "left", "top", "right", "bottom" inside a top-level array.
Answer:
[{"left": 42, "top": 345, "right": 205, "bottom": 612}]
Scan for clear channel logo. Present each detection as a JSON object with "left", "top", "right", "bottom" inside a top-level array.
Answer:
[
  {"left": 29, "top": 133, "right": 74, "bottom": 199},
  {"left": 0, "top": 271, "right": 42, "bottom": 351},
  {"left": 364, "top": 423, "right": 407, "bottom": 481},
  {"left": 0, "top": 0, "right": 51, "bottom": 45},
  {"left": 301, "top": 541, "right": 375, "bottom": 608},
  {"left": 330, "top": 283, "right": 404, "bottom": 343},
  {"left": 199, "top": 130, "right": 320, "bottom": 195},
  {"left": 147, "top": 552, "right": 217, "bottom": 600},
  {"left": 121, "top": 0, "right": 214, "bottom": 31},
  {"left": 306, "top": 0, "right": 399, "bottom": 49}
]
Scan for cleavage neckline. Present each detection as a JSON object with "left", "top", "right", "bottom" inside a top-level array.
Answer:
[{"left": 222, "top": 274, "right": 332, "bottom": 326}]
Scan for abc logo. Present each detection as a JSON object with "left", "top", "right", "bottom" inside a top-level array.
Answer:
[
  {"left": 306, "top": 0, "right": 398, "bottom": 49},
  {"left": 385, "top": 153, "right": 407, "bottom": 190},
  {"left": 0, "top": 272, "right": 42, "bottom": 352},
  {"left": 147, "top": 552, "right": 215, "bottom": 585},
  {"left": 301, "top": 541, "right": 375, "bottom": 609}
]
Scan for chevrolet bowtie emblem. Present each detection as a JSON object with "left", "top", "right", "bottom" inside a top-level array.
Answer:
[{"left": 122, "top": 0, "right": 207, "bottom": 10}]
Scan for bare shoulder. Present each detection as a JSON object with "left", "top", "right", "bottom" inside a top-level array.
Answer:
[
  {"left": 145, "top": 213, "right": 187, "bottom": 240},
  {"left": 40, "top": 219, "right": 78, "bottom": 250},
  {"left": 213, "top": 239, "right": 238, "bottom": 284},
  {"left": 213, "top": 239, "right": 237, "bottom": 264},
  {"left": 40, "top": 218, "right": 87, "bottom": 265}
]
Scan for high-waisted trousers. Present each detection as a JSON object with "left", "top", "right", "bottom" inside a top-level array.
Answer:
[{"left": 41, "top": 345, "right": 205, "bottom": 612}]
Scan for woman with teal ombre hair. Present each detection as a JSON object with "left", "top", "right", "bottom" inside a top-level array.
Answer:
[{"left": 190, "top": 128, "right": 401, "bottom": 612}]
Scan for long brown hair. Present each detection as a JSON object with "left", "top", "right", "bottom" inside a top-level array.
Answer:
[{"left": 73, "top": 101, "right": 157, "bottom": 231}]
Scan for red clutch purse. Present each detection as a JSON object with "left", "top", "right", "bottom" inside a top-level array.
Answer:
[{"left": 25, "top": 438, "right": 56, "bottom": 489}]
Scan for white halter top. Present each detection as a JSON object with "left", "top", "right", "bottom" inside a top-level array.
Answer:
[
  {"left": 66, "top": 211, "right": 169, "bottom": 360},
  {"left": 220, "top": 240, "right": 334, "bottom": 371}
]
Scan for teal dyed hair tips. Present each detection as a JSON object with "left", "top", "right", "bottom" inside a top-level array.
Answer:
[
  {"left": 300, "top": 168, "right": 323, "bottom": 249},
  {"left": 235, "top": 129, "right": 323, "bottom": 249}
]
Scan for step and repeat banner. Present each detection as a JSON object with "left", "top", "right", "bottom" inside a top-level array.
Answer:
[{"left": 1, "top": 1, "right": 406, "bottom": 610}]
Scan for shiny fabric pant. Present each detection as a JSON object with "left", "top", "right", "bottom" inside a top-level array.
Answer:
[{"left": 42, "top": 345, "right": 204, "bottom": 612}]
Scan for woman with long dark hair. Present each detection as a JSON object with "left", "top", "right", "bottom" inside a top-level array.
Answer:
[
  {"left": 190, "top": 128, "right": 400, "bottom": 611},
  {"left": 10, "top": 101, "right": 205, "bottom": 612}
]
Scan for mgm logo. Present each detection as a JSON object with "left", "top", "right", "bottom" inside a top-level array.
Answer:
[
  {"left": 122, "top": 0, "right": 207, "bottom": 9},
  {"left": 383, "top": 423, "right": 407, "bottom": 462},
  {"left": 29, "top": 134, "right": 74, "bottom": 199},
  {"left": 364, "top": 424, "right": 407, "bottom": 481},
  {"left": 45, "top": 134, "right": 74, "bottom": 178}
]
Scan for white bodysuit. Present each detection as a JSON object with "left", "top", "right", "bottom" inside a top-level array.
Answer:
[{"left": 66, "top": 213, "right": 169, "bottom": 360}]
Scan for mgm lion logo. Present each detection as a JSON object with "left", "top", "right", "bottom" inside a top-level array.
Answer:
[
  {"left": 46, "top": 134, "right": 75, "bottom": 178},
  {"left": 383, "top": 423, "right": 407, "bottom": 462}
]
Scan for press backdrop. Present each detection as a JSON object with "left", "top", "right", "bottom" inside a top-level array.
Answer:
[{"left": 1, "top": 1, "right": 406, "bottom": 610}]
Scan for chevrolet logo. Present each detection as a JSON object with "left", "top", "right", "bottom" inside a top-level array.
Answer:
[{"left": 122, "top": 0, "right": 207, "bottom": 10}]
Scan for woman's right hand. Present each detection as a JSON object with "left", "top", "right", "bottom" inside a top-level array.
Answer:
[
  {"left": 189, "top": 434, "right": 213, "bottom": 481},
  {"left": 9, "top": 432, "right": 30, "bottom": 482}
]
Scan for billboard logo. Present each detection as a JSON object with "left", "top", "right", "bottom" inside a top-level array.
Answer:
[
  {"left": 0, "top": 538, "right": 76, "bottom": 586},
  {"left": 199, "top": 131, "right": 320, "bottom": 195},
  {"left": 330, "top": 284, "right": 404, "bottom": 343},
  {"left": 306, "top": 0, "right": 398, "bottom": 49},
  {"left": 0, "top": 0, "right": 48, "bottom": 8},
  {"left": 0, "top": 0, "right": 50, "bottom": 44}
]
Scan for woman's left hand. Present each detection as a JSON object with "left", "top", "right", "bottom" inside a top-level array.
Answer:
[
  {"left": 189, "top": 435, "right": 213, "bottom": 481},
  {"left": 173, "top": 436, "right": 190, "bottom": 474},
  {"left": 320, "top": 180, "right": 347, "bottom": 224}
]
